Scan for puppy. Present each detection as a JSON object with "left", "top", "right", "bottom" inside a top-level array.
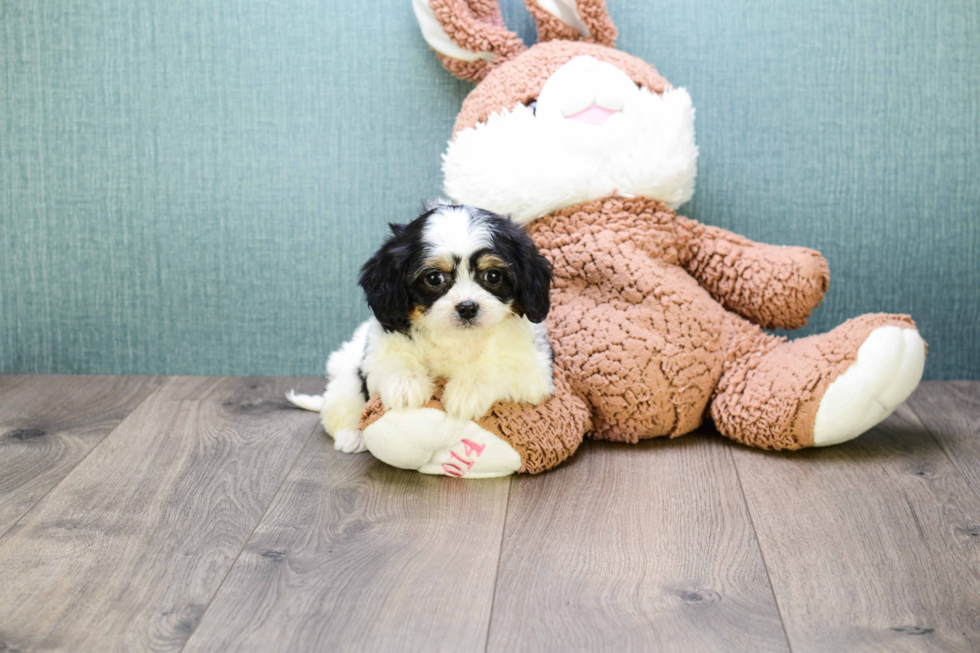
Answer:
[{"left": 288, "top": 201, "right": 555, "bottom": 454}]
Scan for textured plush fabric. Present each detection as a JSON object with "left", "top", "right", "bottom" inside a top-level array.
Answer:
[
  {"left": 524, "top": 0, "right": 618, "bottom": 47},
  {"left": 453, "top": 40, "right": 667, "bottom": 134},
  {"left": 363, "top": 194, "right": 923, "bottom": 465},
  {"left": 528, "top": 195, "right": 890, "bottom": 450},
  {"left": 1, "top": 0, "right": 977, "bottom": 379},
  {"left": 684, "top": 223, "right": 829, "bottom": 330},
  {"left": 710, "top": 312, "right": 919, "bottom": 449},
  {"left": 360, "top": 372, "right": 591, "bottom": 474},
  {"left": 430, "top": 0, "right": 527, "bottom": 81},
  {"left": 476, "top": 370, "right": 591, "bottom": 474},
  {"left": 354, "top": 2, "right": 928, "bottom": 473}
]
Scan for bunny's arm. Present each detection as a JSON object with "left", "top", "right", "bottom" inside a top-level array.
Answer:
[
  {"left": 679, "top": 223, "right": 829, "bottom": 330},
  {"left": 529, "top": 197, "right": 827, "bottom": 330}
]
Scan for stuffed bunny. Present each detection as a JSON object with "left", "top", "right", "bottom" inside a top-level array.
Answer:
[{"left": 356, "top": 0, "right": 926, "bottom": 478}]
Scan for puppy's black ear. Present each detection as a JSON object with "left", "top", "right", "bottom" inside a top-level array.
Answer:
[
  {"left": 516, "top": 243, "right": 553, "bottom": 323},
  {"left": 388, "top": 222, "right": 407, "bottom": 237},
  {"left": 492, "top": 215, "right": 552, "bottom": 323},
  {"left": 358, "top": 235, "right": 413, "bottom": 333}
]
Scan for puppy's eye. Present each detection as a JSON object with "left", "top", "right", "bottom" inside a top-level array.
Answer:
[
  {"left": 424, "top": 271, "right": 445, "bottom": 287},
  {"left": 483, "top": 270, "right": 502, "bottom": 285}
]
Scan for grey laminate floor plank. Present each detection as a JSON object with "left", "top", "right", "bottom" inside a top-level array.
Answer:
[
  {"left": 485, "top": 435, "right": 790, "bottom": 653},
  {"left": 0, "top": 376, "right": 323, "bottom": 653},
  {"left": 905, "top": 381, "right": 980, "bottom": 500},
  {"left": 181, "top": 432, "right": 512, "bottom": 653},
  {"left": 0, "top": 374, "right": 164, "bottom": 538},
  {"left": 3, "top": 376, "right": 978, "bottom": 653},
  {"left": 731, "top": 394, "right": 980, "bottom": 652}
]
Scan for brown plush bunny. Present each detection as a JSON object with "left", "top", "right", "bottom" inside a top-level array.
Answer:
[{"left": 356, "top": 0, "right": 926, "bottom": 477}]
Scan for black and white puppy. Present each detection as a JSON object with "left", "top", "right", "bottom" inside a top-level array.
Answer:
[{"left": 288, "top": 202, "right": 554, "bottom": 453}]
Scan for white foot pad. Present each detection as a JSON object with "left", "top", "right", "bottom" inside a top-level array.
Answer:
[
  {"left": 362, "top": 408, "right": 522, "bottom": 478},
  {"left": 813, "top": 326, "right": 926, "bottom": 446}
]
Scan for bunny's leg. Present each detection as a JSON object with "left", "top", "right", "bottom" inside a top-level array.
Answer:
[{"left": 711, "top": 313, "right": 925, "bottom": 450}]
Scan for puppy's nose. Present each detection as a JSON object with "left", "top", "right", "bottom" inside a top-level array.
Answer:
[{"left": 455, "top": 301, "right": 479, "bottom": 321}]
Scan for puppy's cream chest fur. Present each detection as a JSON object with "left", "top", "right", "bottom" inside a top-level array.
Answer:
[
  {"left": 363, "top": 313, "right": 554, "bottom": 422},
  {"left": 412, "top": 316, "right": 540, "bottom": 378}
]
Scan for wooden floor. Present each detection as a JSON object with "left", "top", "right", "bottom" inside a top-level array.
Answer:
[{"left": 0, "top": 377, "right": 978, "bottom": 652}]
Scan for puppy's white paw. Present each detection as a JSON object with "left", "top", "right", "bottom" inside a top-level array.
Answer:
[
  {"left": 443, "top": 379, "right": 497, "bottom": 421},
  {"left": 379, "top": 374, "right": 434, "bottom": 411},
  {"left": 333, "top": 428, "right": 367, "bottom": 454}
]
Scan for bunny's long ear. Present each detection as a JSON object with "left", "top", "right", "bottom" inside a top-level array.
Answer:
[
  {"left": 523, "top": 0, "right": 617, "bottom": 47},
  {"left": 412, "top": 0, "right": 526, "bottom": 83}
]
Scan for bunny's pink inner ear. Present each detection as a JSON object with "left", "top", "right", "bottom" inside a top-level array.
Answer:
[
  {"left": 524, "top": 0, "right": 617, "bottom": 48},
  {"left": 413, "top": 0, "right": 526, "bottom": 83}
]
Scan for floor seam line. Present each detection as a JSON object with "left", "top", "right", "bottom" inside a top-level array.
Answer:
[
  {"left": 728, "top": 444, "right": 795, "bottom": 653},
  {"left": 0, "top": 375, "right": 167, "bottom": 542},
  {"left": 482, "top": 474, "right": 513, "bottom": 653},
  {"left": 177, "top": 417, "right": 322, "bottom": 653},
  {"left": 904, "top": 387, "right": 980, "bottom": 506}
]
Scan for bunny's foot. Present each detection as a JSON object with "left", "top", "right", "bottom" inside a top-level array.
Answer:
[
  {"left": 711, "top": 313, "right": 925, "bottom": 450},
  {"left": 360, "top": 405, "right": 522, "bottom": 479},
  {"left": 812, "top": 325, "right": 925, "bottom": 446},
  {"left": 358, "top": 372, "right": 590, "bottom": 477}
]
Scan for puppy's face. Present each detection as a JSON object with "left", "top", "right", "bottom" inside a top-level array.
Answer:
[{"left": 359, "top": 204, "right": 552, "bottom": 334}]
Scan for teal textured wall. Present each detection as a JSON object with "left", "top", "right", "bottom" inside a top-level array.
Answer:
[{"left": 2, "top": 0, "right": 978, "bottom": 379}]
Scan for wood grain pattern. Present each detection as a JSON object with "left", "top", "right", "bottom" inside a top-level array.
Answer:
[
  {"left": 906, "top": 381, "right": 980, "bottom": 499},
  {"left": 0, "top": 376, "right": 322, "bottom": 653},
  {"left": 732, "top": 399, "right": 980, "bottom": 652},
  {"left": 182, "top": 436, "right": 512, "bottom": 653},
  {"left": 0, "top": 374, "right": 163, "bottom": 538},
  {"left": 3, "top": 376, "right": 980, "bottom": 652},
  {"left": 485, "top": 435, "right": 789, "bottom": 653}
]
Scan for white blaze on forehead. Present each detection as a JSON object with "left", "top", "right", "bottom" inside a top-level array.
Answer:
[
  {"left": 414, "top": 206, "right": 512, "bottom": 333},
  {"left": 422, "top": 206, "right": 493, "bottom": 262}
]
